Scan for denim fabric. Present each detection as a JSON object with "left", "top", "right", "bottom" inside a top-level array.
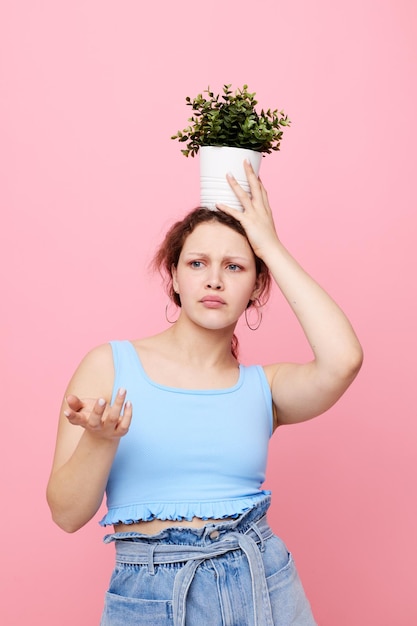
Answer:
[{"left": 100, "top": 497, "right": 317, "bottom": 626}]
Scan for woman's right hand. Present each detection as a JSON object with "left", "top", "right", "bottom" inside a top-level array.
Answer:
[
  {"left": 47, "top": 343, "right": 129, "bottom": 531},
  {"left": 64, "top": 388, "right": 132, "bottom": 441}
]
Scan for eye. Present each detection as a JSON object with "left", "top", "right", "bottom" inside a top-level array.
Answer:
[
  {"left": 227, "top": 263, "right": 242, "bottom": 272},
  {"left": 189, "top": 260, "right": 204, "bottom": 269}
]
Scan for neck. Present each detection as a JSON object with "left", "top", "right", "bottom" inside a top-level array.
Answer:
[{"left": 164, "top": 314, "right": 237, "bottom": 368}]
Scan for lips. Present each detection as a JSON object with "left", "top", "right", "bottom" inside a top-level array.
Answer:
[{"left": 200, "top": 296, "right": 226, "bottom": 307}]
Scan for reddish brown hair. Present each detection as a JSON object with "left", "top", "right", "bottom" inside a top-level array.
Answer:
[{"left": 152, "top": 207, "right": 271, "bottom": 358}]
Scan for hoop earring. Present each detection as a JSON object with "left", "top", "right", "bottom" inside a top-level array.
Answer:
[
  {"left": 165, "top": 301, "right": 179, "bottom": 324},
  {"left": 245, "top": 299, "right": 262, "bottom": 331}
]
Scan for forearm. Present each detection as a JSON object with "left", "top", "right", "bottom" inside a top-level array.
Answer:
[{"left": 47, "top": 432, "right": 119, "bottom": 533}]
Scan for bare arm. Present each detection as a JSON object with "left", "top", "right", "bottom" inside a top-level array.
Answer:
[
  {"left": 218, "top": 161, "right": 363, "bottom": 427},
  {"left": 261, "top": 240, "right": 363, "bottom": 426},
  {"left": 46, "top": 344, "right": 132, "bottom": 532}
]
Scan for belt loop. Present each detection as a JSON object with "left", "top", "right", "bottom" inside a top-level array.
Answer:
[
  {"left": 248, "top": 522, "right": 265, "bottom": 552},
  {"left": 147, "top": 544, "right": 157, "bottom": 575}
]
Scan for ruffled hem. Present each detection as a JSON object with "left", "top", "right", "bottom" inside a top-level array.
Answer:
[{"left": 99, "top": 492, "right": 271, "bottom": 527}]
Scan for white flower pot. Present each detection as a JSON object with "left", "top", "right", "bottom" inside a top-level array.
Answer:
[{"left": 199, "top": 146, "right": 262, "bottom": 211}]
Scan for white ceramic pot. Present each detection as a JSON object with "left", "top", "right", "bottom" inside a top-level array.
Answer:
[{"left": 199, "top": 146, "right": 262, "bottom": 211}]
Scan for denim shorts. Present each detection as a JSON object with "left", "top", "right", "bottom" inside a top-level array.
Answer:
[{"left": 100, "top": 496, "right": 317, "bottom": 626}]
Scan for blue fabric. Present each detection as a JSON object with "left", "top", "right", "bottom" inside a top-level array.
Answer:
[
  {"left": 100, "top": 340, "right": 273, "bottom": 526},
  {"left": 100, "top": 496, "right": 317, "bottom": 625}
]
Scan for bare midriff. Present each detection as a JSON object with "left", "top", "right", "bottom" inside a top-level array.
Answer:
[{"left": 114, "top": 517, "right": 233, "bottom": 535}]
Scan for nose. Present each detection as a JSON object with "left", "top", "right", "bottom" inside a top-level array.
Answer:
[
  {"left": 205, "top": 264, "right": 224, "bottom": 290},
  {"left": 206, "top": 281, "right": 222, "bottom": 290},
  {"left": 206, "top": 274, "right": 223, "bottom": 290}
]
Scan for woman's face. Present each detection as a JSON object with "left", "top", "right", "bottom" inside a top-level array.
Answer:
[{"left": 172, "top": 221, "right": 259, "bottom": 330}]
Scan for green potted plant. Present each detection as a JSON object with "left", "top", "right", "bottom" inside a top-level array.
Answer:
[{"left": 171, "top": 84, "right": 290, "bottom": 210}]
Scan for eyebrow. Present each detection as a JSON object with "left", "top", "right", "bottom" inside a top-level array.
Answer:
[{"left": 183, "top": 252, "right": 251, "bottom": 262}]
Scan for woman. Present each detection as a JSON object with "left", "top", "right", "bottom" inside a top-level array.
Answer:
[{"left": 47, "top": 161, "right": 363, "bottom": 625}]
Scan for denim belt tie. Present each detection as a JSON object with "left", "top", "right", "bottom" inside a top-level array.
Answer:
[{"left": 112, "top": 516, "right": 274, "bottom": 626}]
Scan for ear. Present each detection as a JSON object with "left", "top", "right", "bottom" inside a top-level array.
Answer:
[
  {"left": 250, "top": 280, "right": 261, "bottom": 302},
  {"left": 171, "top": 264, "right": 179, "bottom": 294}
]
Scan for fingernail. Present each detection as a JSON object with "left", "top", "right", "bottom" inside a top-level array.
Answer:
[
  {"left": 118, "top": 387, "right": 126, "bottom": 396},
  {"left": 63, "top": 410, "right": 70, "bottom": 417},
  {"left": 226, "top": 172, "right": 235, "bottom": 179},
  {"left": 125, "top": 400, "right": 131, "bottom": 408},
  {"left": 98, "top": 398, "right": 106, "bottom": 406}
]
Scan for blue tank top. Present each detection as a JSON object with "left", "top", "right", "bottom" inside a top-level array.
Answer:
[{"left": 99, "top": 340, "right": 273, "bottom": 526}]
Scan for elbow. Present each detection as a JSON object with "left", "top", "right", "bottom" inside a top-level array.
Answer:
[
  {"left": 349, "top": 343, "right": 364, "bottom": 377},
  {"left": 338, "top": 343, "right": 364, "bottom": 384},
  {"left": 49, "top": 508, "right": 87, "bottom": 533},
  {"left": 51, "top": 513, "right": 84, "bottom": 534},
  {"left": 46, "top": 490, "right": 86, "bottom": 534}
]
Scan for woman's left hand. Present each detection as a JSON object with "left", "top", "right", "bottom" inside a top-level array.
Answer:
[{"left": 216, "top": 159, "right": 280, "bottom": 260}]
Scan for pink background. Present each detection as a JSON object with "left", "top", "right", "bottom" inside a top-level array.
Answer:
[{"left": 1, "top": 1, "right": 416, "bottom": 624}]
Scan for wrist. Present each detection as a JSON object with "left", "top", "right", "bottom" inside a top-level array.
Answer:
[{"left": 81, "top": 429, "right": 121, "bottom": 450}]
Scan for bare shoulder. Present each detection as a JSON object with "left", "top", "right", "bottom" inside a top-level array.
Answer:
[
  {"left": 66, "top": 342, "right": 115, "bottom": 401},
  {"left": 131, "top": 332, "right": 167, "bottom": 351},
  {"left": 49, "top": 343, "right": 116, "bottom": 474},
  {"left": 130, "top": 331, "right": 173, "bottom": 363}
]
